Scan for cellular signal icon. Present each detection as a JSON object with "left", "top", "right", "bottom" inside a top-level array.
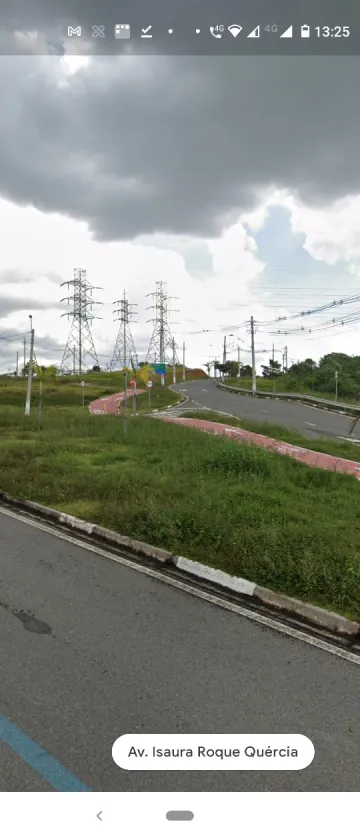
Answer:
[
  {"left": 247, "top": 25, "right": 260, "bottom": 38},
  {"left": 280, "top": 25, "right": 293, "bottom": 38},
  {"left": 228, "top": 24, "right": 243, "bottom": 37}
]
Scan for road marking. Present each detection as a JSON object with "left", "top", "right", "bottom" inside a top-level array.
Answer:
[
  {"left": 0, "top": 506, "right": 359, "bottom": 667},
  {"left": 337, "top": 436, "right": 360, "bottom": 445},
  {"left": 304, "top": 422, "right": 316, "bottom": 427},
  {"left": 0, "top": 714, "right": 91, "bottom": 792}
]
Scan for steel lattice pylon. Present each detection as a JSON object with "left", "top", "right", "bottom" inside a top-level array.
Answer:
[
  {"left": 146, "top": 281, "right": 179, "bottom": 365},
  {"left": 60, "top": 268, "right": 103, "bottom": 374},
  {"left": 110, "top": 291, "right": 137, "bottom": 371}
]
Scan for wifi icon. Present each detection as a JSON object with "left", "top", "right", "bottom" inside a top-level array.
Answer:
[{"left": 228, "top": 24, "right": 243, "bottom": 37}]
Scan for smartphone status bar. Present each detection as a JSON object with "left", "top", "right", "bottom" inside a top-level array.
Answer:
[{"left": 8, "top": 20, "right": 360, "bottom": 55}]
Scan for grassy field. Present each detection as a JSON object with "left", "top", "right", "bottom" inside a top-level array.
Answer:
[
  {"left": 1, "top": 384, "right": 360, "bottom": 620},
  {"left": 224, "top": 377, "right": 360, "bottom": 406},
  {"left": 181, "top": 410, "right": 360, "bottom": 463},
  {"left": 0, "top": 367, "right": 205, "bottom": 413}
]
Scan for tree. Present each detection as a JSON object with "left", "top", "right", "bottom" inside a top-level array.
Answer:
[
  {"left": 261, "top": 359, "right": 282, "bottom": 378},
  {"left": 92, "top": 365, "right": 101, "bottom": 372},
  {"left": 240, "top": 364, "right": 252, "bottom": 377},
  {"left": 225, "top": 360, "right": 239, "bottom": 377},
  {"left": 137, "top": 363, "right": 153, "bottom": 384}
]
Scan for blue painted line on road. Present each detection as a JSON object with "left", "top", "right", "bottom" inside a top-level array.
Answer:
[{"left": 0, "top": 714, "right": 91, "bottom": 791}]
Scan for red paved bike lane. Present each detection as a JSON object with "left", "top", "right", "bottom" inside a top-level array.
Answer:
[
  {"left": 88, "top": 393, "right": 360, "bottom": 480},
  {"left": 89, "top": 390, "right": 145, "bottom": 415},
  {"left": 160, "top": 416, "right": 360, "bottom": 480}
]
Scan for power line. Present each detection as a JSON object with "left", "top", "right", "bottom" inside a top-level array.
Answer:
[
  {"left": 0, "top": 330, "right": 31, "bottom": 341},
  {"left": 258, "top": 292, "right": 360, "bottom": 328}
]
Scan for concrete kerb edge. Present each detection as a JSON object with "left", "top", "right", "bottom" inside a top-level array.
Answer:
[
  {"left": 216, "top": 382, "right": 360, "bottom": 417},
  {"left": 0, "top": 491, "right": 173, "bottom": 564},
  {"left": 0, "top": 489, "right": 359, "bottom": 638}
]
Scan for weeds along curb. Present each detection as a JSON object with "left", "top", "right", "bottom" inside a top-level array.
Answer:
[{"left": 0, "top": 490, "right": 359, "bottom": 639}]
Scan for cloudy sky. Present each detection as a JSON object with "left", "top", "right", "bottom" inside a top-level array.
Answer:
[{"left": 1, "top": 1, "right": 360, "bottom": 374}]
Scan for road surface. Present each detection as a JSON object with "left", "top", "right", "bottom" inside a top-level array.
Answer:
[
  {"left": 172, "top": 380, "right": 359, "bottom": 441},
  {"left": 1, "top": 507, "right": 360, "bottom": 792}
]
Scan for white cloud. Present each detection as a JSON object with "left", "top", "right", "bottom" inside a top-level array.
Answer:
[
  {"left": 2, "top": 188, "right": 360, "bottom": 376},
  {"left": 0, "top": 197, "right": 265, "bottom": 370}
]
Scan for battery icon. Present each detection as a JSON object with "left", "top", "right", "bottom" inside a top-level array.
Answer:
[{"left": 300, "top": 25, "right": 310, "bottom": 37}]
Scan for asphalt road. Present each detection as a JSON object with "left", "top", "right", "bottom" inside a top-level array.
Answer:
[
  {"left": 172, "top": 380, "right": 359, "bottom": 441},
  {"left": 1, "top": 508, "right": 360, "bottom": 792}
]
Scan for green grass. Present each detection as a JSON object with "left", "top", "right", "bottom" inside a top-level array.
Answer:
[
  {"left": 0, "top": 367, "right": 204, "bottom": 412},
  {"left": 1, "top": 400, "right": 360, "bottom": 621},
  {"left": 224, "top": 377, "right": 360, "bottom": 406},
  {"left": 181, "top": 410, "right": 360, "bottom": 463}
]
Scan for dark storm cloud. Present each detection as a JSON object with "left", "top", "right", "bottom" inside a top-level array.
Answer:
[
  {"left": 0, "top": 1, "right": 359, "bottom": 242},
  {"left": 0, "top": 295, "right": 61, "bottom": 317},
  {"left": 0, "top": 269, "right": 62, "bottom": 285}
]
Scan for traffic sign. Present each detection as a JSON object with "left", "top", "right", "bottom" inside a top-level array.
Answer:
[
  {"left": 147, "top": 380, "right": 153, "bottom": 388},
  {"left": 80, "top": 381, "right": 85, "bottom": 387},
  {"left": 150, "top": 363, "right": 166, "bottom": 375},
  {"left": 130, "top": 378, "right": 136, "bottom": 387}
]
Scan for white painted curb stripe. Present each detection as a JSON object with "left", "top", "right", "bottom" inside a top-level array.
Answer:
[{"left": 174, "top": 556, "right": 256, "bottom": 596}]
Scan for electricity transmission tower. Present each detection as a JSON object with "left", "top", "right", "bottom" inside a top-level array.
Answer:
[
  {"left": 110, "top": 291, "right": 137, "bottom": 371},
  {"left": 146, "top": 281, "right": 179, "bottom": 366},
  {"left": 60, "top": 268, "right": 103, "bottom": 374}
]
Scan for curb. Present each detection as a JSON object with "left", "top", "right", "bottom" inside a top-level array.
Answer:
[
  {"left": 217, "top": 383, "right": 360, "bottom": 418},
  {"left": 144, "top": 391, "right": 190, "bottom": 416},
  {"left": 0, "top": 492, "right": 173, "bottom": 564},
  {"left": 0, "top": 489, "right": 358, "bottom": 640}
]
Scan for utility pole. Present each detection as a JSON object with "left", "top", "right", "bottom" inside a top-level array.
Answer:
[
  {"left": 335, "top": 369, "right": 338, "bottom": 401},
  {"left": 182, "top": 341, "right": 186, "bottom": 381},
  {"left": 16, "top": 351, "right": 19, "bottom": 377},
  {"left": 23, "top": 337, "right": 26, "bottom": 376},
  {"left": 146, "top": 281, "right": 179, "bottom": 386},
  {"left": 73, "top": 345, "right": 76, "bottom": 375},
  {"left": 285, "top": 345, "right": 288, "bottom": 371},
  {"left": 60, "top": 269, "right": 103, "bottom": 374},
  {"left": 172, "top": 336, "right": 176, "bottom": 384},
  {"left": 250, "top": 316, "right": 256, "bottom": 394},
  {"left": 111, "top": 291, "right": 137, "bottom": 372},
  {"left": 272, "top": 343, "right": 276, "bottom": 393},
  {"left": 222, "top": 336, "right": 226, "bottom": 382},
  {"left": 237, "top": 345, "right": 241, "bottom": 377},
  {"left": 123, "top": 369, "right": 128, "bottom": 435},
  {"left": 25, "top": 315, "right": 34, "bottom": 416}
]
